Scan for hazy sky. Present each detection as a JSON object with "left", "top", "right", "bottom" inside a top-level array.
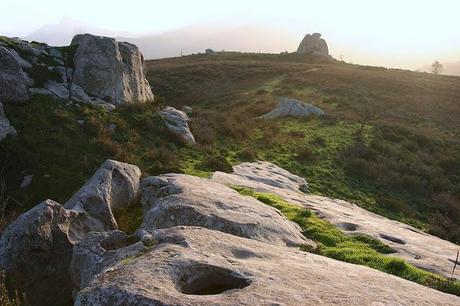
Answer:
[{"left": 1, "top": 0, "right": 459, "bottom": 69}]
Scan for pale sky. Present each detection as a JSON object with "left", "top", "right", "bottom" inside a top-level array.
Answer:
[{"left": 1, "top": 0, "right": 459, "bottom": 69}]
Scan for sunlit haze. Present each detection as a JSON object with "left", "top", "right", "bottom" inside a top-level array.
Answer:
[{"left": 1, "top": 0, "right": 459, "bottom": 69}]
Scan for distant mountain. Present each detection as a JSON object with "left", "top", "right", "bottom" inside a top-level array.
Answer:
[
  {"left": 22, "top": 20, "right": 299, "bottom": 59},
  {"left": 418, "top": 61, "right": 460, "bottom": 76},
  {"left": 23, "top": 17, "right": 133, "bottom": 46}
]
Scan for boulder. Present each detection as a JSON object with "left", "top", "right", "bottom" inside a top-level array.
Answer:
[
  {"left": 159, "top": 106, "right": 196, "bottom": 144},
  {"left": 0, "top": 101, "right": 16, "bottom": 141},
  {"left": 0, "top": 200, "right": 89, "bottom": 306},
  {"left": 297, "top": 32, "right": 329, "bottom": 57},
  {"left": 72, "top": 226, "right": 460, "bottom": 305},
  {"left": 71, "top": 34, "right": 154, "bottom": 105},
  {"left": 0, "top": 46, "right": 29, "bottom": 102},
  {"left": 44, "top": 80, "right": 69, "bottom": 99},
  {"left": 65, "top": 159, "right": 142, "bottom": 232},
  {"left": 212, "top": 161, "right": 460, "bottom": 279},
  {"left": 261, "top": 98, "right": 324, "bottom": 119},
  {"left": 140, "top": 173, "right": 312, "bottom": 247}
]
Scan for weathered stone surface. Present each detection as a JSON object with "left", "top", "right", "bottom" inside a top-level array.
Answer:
[
  {"left": 261, "top": 98, "right": 324, "bottom": 119},
  {"left": 0, "top": 101, "right": 16, "bottom": 141},
  {"left": 0, "top": 46, "right": 29, "bottom": 102},
  {"left": 0, "top": 200, "right": 89, "bottom": 306},
  {"left": 19, "top": 174, "right": 33, "bottom": 188},
  {"left": 72, "top": 226, "right": 460, "bottom": 306},
  {"left": 71, "top": 34, "right": 154, "bottom": 105},
  {"left": 140, "top": 173, "right": 312, "bottom": 247},
  {"left": 297, "top": 32, "right": 329, "bottom": 57},
  {"left": 212, "top": 162, "right": 460, "bottom": 279},
  {"left": 44, "top": 80, "right": 69, "bottom": 99},
  {"left": 65, "top": 160, "right": 142, "bottom": 232},
  {"left": 159, "top": 106, "right": 196, "bottom": 144}
]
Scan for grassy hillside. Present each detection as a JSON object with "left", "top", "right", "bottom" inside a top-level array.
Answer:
[{"left": 1, "top": 52, "right": 459, "bottom": 246}]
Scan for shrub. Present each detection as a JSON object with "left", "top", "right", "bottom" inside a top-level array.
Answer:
[
  {"left": 296, "top": 147, "right": 314, "bottom": 162},
  {"left": 200, "top": 154, "right": 233, "bottom": 172},
  {"left": 237, "top": 147, "right": 257, "bottom": 161}
]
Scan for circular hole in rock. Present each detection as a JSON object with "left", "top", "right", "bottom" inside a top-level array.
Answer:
[
  {"left": 379, "top": 233, "right": 406, "bottom": 245},
  {"left": 176, "top": 264, "right": 251, "bottom": 295},
  {"left": 336, "top": 222, "right": 358, "bottom": 231}
]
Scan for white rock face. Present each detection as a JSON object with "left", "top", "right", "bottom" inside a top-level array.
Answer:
[
  {"left": 0, "top": 200, "right": 89, "bottom": 306},
  {"left": 297, "top": 32, "right": 329, "bottom": 57},
  {"left": 71, "top": 34, "right": 154, "bottom": 105},
  {"left": 72, "top": 227, "right": 460, "bottom": 306},
  {"left": 140, "top": 174, "right": 311, "bottom": 247},
  {"left": 0, "top": 101, "right": 16, "bottom": 141},
  {"left": 0, "top": 46, "right": 29, "bottom": 102},
  {"left": 65, "top": 159, "right": 142, "bottom": 232},
  {"left": 159, "top": 106, "right": 196, "bottom": 144},
  {"left": 212, "top": 162, "right": 460, "bottom": 279},
  {"left": 261, "top": 98, "right": 324, "bottom": 119}
]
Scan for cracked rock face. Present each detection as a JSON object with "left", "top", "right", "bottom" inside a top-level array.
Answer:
[
  {"left": 71, "top": 34, "right": 154, "bottom": 105},
  {"left": 140, "top": 173, "right": 312, "bottom": 248},
  {"left": 0, "top": 200, "right": 89, "bottom": 306},
  {"left": 212, "top": 161, "right": 460, "bottom": 280},
  {"left": 65, "top": 159, "right": 142, "bottom": 232},
  {"left": 0, "top": 46, "right": 29, "bottom": 102},
  {"left": 261, "top": 98, "right": 324, "bottom": 119},
  {"left": 297, "top": 32, "right": 329, "bottom": 57},
  {"left": 72, "top": 227, "right": 460, "bottom": 306}
]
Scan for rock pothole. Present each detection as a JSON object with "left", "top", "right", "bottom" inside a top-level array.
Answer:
[
  {"left": 379, "top": 233, "right": 406, "bottom": 245},
  {"left": 336, "top": 222, "right": 358, "bottom": 231},
  {"left": 176, "top": 264, "right": 251, "bottom": 295}
]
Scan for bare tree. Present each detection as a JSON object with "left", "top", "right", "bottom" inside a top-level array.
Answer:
[{"left": 431, "top": 60, "right": 443, "bottom": 75}]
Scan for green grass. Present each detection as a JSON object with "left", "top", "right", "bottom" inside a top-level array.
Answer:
[{"left": 233, "top": 187, "right": 460, "bottom": 296}]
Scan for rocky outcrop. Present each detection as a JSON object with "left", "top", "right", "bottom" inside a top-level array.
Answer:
[
  {"left": 0, "top": 34, "right": 153, "bottom": 108},
  {"left": 297, "top": 32, "right": 329, "bottom": 57},
  {"left": 71, "top": 226, "right": 460, "bottom": 306},
  {"left": 0, "top": 46, "right": 29, "bottom": 102},
  {"left": 159, "top": 106, "right": 196, "bottom": 144},
  {"left": 140, "top": 174, "right": 311, "bottom": 247},
  {"left": 212, "top": 161, "right": 460, "bottom": 280},
  {"left": 0, "top": 200, "right": 88, "bottom": 306},
  {"left": 71, "top": 34, "right": 154, "bottom": 104},
  {"left": 261, "top": 98, "right": 324, "bottom": 119},
  {"left": 65, "top": 160, "right": 142, "bottom": 232},
  {"left": 0, "top": 101, "right": 16, "bottom": 141}
]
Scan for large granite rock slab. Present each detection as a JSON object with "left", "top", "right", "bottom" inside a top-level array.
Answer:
[
  {"left": 0, "top": 46, "right": 29, "bottom": 102},
  {"left": 71, "top": 34, "right": 154, "bottom": 105},
  {"left": 72, "top": 226, "right": 460, "bottom": 306},
  {"left": 140, "top": 174, "right": 312, "bottom": 247},
  {"left": 212, "top": 161, "right": 460, "bottom": 279},
  {"left": 65, "top": 159, "right": 142, "bottom": 232},
  {"left": 261, "top": 98, "right": 324, "bottom": 119}
]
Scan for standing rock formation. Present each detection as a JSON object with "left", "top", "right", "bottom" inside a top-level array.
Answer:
[
  {"left": 261, "top": 98, "right": 324, "bottom": 119},
  {"left": 0, "top": 46, "right": 29, "bottom": 102},
  {"left": 0, "top": 101, "right": 16, "bottom": 141},
  {"left": 297, "top": 33, "right": 329, "bottom": 57},
  {"left": 71, "top": 34, "right": 154, "bottom": 105},
  {"left": 65, "top": 159, "right": 142, "bottom": 232}
]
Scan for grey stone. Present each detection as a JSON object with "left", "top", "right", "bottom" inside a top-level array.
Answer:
[
  {"left": 65, "top": 160, "right": 142, "bottom": 232},
  {"left": 20, "top": 175, "right": 33, "bottom": 188},
  {"left": 297, "top": 32, "right": 330, "bottom": 57},
  {"left": 0, "top": 46, "right": 29, "bottom": 102},
  {"left": 0, "top": 101, "right": 16, "bottom": 141},
  {"left": 44, "top": 80, "right": 69, "bottom": 99},
  {"left": 159, "top": 106, "right": 196, "bottom": 144},
  {"left": 181, "top": 105, "right": 193, "bottom": 114},
  {"left": 140, "top": 173, "right": 312, "bottom": 247},
  {"left": 8, "top": 48, "right": 33, "bottom": 70},
  {"left": 0, "top": 200, "right": 90, "bottom": 306},
  {"left": 29, "top": 87, "right": 54, "bottom": 96},
  {"left": 72, "top": 227, "right": 460, "bottom": 306},
  {"left": 71, "top": 34, "right": 154, "bottom": 105},
  {"left": 261, "top": 98, "right": 324, "bottom": 119}
]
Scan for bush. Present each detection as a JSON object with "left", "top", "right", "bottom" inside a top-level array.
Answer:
[
  {"left": 237, "top": 147, "right": 257, "bottom": 161},
  {"left": 200, "top": 154, "right": 233, "bottom": 172},
  {"left": 296, "top": 147, "right": 314, "bottom": 162}
]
